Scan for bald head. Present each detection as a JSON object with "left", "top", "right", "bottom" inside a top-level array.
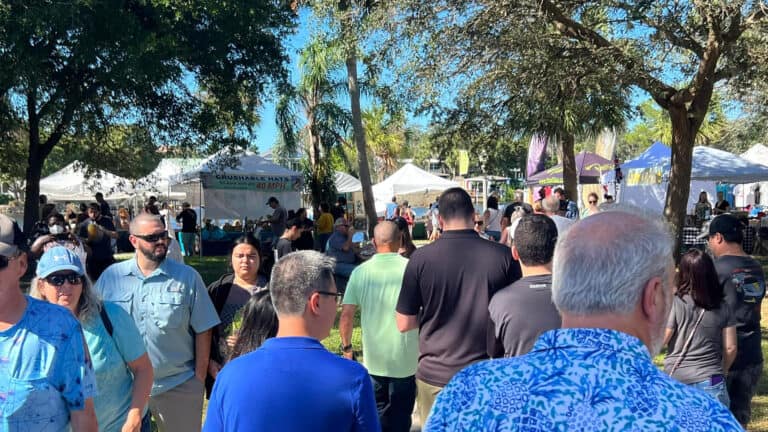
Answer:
[
  {"left": 373, "top": 221, "right": 401, "bottom": 253},
  {"left": 129, "top": 213, "right": 164, "bottom": 235},
  {"left": 542, "top": 195, "right": 560, "bottom": 215}
]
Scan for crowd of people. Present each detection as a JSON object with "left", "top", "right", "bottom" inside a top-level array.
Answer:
[{"left": 0, "top": 185, "right": 764, "bottom": 431}]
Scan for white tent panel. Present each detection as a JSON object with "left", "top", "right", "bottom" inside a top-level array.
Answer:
[
  {"left": 620, "top": 181, "right": 717, "bottom": 215},
  {"left": 335, "top": 171, "right": 362, "bottom": 193},
  {"left": 735, "top": 144, "right": 768, "bottom": 207},
  {"left": 373, "top": 163, "right": 458, "bottom": 201},
  {"left": 40, "top": 162, "right": 135, "bottom": 201}
]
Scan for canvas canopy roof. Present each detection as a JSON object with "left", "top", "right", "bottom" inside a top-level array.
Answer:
[
  {"left": 133, "top": 158, "right": 204, "bottom": 198},
  {"left": 372, "top": 163, "right": 458, "bottom": 201},
  {"left": 335, "top": 171, "right": 362, "bottom": 193},
  {"left": 526, "top": 152, "right": 613, "bottom": 186},
  {"left": 741, "top": 143, "right": 768, "bottom": 166},
  {"left": 40, "top": 162, "right": 135, "bottom": 201}
]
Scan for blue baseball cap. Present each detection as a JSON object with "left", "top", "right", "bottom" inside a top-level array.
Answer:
[{"left": 36, "top": 246, "right": 85, "bottom": 278}]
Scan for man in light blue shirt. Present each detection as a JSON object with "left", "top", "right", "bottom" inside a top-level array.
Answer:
[
  {"left": 96, "top": 213, "right": 219, "bottom": 432},
  {"left": 0, "top": 214, "right": 98, "bottom": 432},
  {"left": 427, "top": 209, "right": 743, "bottom": 431},
  {"left": 385, "top": 196, "right": 398, "bottom": 220}
]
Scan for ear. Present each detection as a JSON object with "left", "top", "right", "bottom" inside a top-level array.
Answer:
[
  {"left": 640, "top": 275, "right": 666, "bottom": 322},
  {"left": 16, "top": 253, "right": 28, "bottom": 279},
  {"left": 511, "top": 245, "right": 520, "bottom": 261},
  {"left": 128, "top": 235, "right": 139, "bottom": 249},
  {"left": 308, "top": 292, "right": 322, "bottom": 316}
]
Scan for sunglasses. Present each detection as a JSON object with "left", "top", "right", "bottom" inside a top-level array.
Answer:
[
  {"left": 45, "top": 273, "right": 84, "bottom": 286},
  {"left": 589, "top": 201, "right": 597, "bottom": 204},
  {"left": 0, "top": 252, "right": 19, "bottom": 271},
  {"left": 316, "top": 290, "right": 343, "bottom": 299},
  {"left": 133, "top": 232, "right": 169, "bottom": 243}
]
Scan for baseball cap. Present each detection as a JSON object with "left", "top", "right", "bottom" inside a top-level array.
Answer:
[
  {"left": 36, "top": 246, "right": 85, "bottom": 278},
  {"left": 266, "top": 196, "right": 278, "bottom": 205},
  {"left": 705, "top": 214, "right": 743, "bottom": 239},
  {"left": 0, "top": 214, "right": 25, "bottom": 257},
  {"left": 334, "top": 218, "right": 349, "bottom": 227}
]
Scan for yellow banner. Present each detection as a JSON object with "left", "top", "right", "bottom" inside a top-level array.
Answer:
[{"left": 458, "top": 150, "right": 469, "bottom": 175}]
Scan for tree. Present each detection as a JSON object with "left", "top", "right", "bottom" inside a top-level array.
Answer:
[
  {"left": 362, "top": 106, "right": 407, "bottom": 181},
  {"left": 0, "top": 1, "right": 296, "bottom": 232}
]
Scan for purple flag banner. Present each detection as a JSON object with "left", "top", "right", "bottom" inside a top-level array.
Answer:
[{"left": 526, "top": 133, "right": 548, "bottom": 177}]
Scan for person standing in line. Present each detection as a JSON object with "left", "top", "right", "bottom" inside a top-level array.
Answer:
[
  {"left": 203, "top": 251, "right": 380, "bottom": 432},
  {"left": 663, "top": 249, "right": 737, "bottom": 407},
  {"left": 95, "top": 192, "right": 113, "bottom": 219},
  {"left": 176, "top": 202, "right": 198, "bottom": 257},
  {"left": 483, "top": 196, "right": 502, "bottom": 242},
  {"left": 31, "top": 246, "right": 154, "bottom": 432},
  {"left": 316, "top": 202, "right": 335, "bottom": 252},
  {"left": 489, "top": 214, "right": 561, "bottom": 358},
  {"left": 266, "top": 196, "right": 288, "bottom": 240},
  {"left": 395, "top": 187, "right": 521, "bottom": 424},
  {"left": 274, "top": 219, "right": 302, "bottom": 260},
  {"left": 95, "top": 213, "right": 220, "bottom": 432},
  {"left": 0, "top": 214, "right": 98, "bottom": 432},
  {"left": 340, "top": 221, "right": 419, "bottom": 431},
  {"left": 82, "top": 202, "right": 118, "bottom": 281},
  {"left": 707, "top": 214, "right": 766, "bottom": 426},
  {"left": 582, "top": 192, "right": 601, "bottom": 218},
  {"left": 386, "top": 196, "right": 399, "bottom": 220}
]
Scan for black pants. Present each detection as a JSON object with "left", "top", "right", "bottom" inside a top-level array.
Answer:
[
  {"left": 370, "top": 374, "right": 416, "bottom": 432},
  {"left": 727, "top": 362, "right": 763, "bottom": 426}
]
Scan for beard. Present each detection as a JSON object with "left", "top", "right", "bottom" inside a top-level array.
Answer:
[{"left": 138, "top": 242, "right": 168, "bottom": 263}]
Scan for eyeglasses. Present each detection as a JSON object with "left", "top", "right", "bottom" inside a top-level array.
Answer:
[
  {"left": 589, "top": 201, "right": 597, "bottom": 204},
  {"left": 475, "top": 221, "right": 483, "bottom": 226},
  {"left": 315, "top": 290, "right": 343, "bottom": 299},
  {"left": 133, "top": 232, "right": 169, "bottom": 243},
  {"left": 0, "top": 252, "right": 20, "bottom": 271},
  {"left": 45, "top": 273, "right": 84, "bottom": 286}
]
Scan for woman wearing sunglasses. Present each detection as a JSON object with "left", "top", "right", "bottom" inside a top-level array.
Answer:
[
  {"left": 31, "top": 247, "right": 154, "bottom": 432},
  {"left": 582, "top": 192, "right": 601, "bottom": 218}
]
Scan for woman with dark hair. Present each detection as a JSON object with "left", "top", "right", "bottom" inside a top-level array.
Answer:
[
  {"left": 391, "top": 216, "right": 417, "bottom": 258},
  {"left": 292, "top": 207, "right": 315, "bottom": 251},
  {"left": 663, "top": 249, "right": 737, "bottom": 406},
  {"left": 205, "top": 234, "right": 266, "bottom": 396},
  {"left": 228, "top": 290, "right": 279, "bottom": 361},
  {"left": 483, "top": 196, "right": 502, "bottom": 241}
]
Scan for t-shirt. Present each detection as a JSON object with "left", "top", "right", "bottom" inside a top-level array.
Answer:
[
  {"left": 488, "top": 274, "right": 561, "bottom": 358},
  {"left": 396, "top": 229, "right": 521, "bottom": 387},
  {"left": 485, "top": 208, "right": 502, "bottom": 232},
  {"left": 82, "top": 216, "right": 116, "bottom": 260},
  {"left": 316, "top": 213, "right": 334, "bottom": 234},
  {"left": 327, "top": 232, "right": 355, "bottom": 264},
  {"left": 83, "top": 302, "right": 148, "bottom": 431},
  {"left": 203, "top": 337, "right": 380, "bottom": 432},
  {"left": 0, "top": 297, "right": 97, "bottom": 432},
  {"left": 330, "top": 205, "right": 346, "bottom": 221},
  {"left": 176, "top": 209, "right": 198, "bottom": 233},
  {"left": 663, "top": 295, "right": 736, "bottom": 384},
  {"left": 270, "top": 206, "right": 287, "bottom": 237},
  {"left": 342, "top": 253, "right": 418, "bottom": 378},
  {"left": 274, "top": 237, "right": 294, "bottom": 260},
  {"left": 715, "top": 254, "right": 766, "bottom": 369},
  {"left": 99, "top": 200, "right": 112, "bottom": 218},
  {"left": 385, "top": 202, "right": 398, "bottom": 220}
]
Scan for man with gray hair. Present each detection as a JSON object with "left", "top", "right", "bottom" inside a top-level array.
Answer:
[
  {"left": 542, "top": 194, "right": 574, "bottom": 234},
  {"left": 204, "top": 251, "right": 380, "bottom": 432},
  {"left": 426, "top": 210, "right": 742, "bottom": 430}
]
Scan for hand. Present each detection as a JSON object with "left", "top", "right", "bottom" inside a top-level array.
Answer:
[
  {"left": 208, "top": 360, "right": 222, "bottom": 379},
  {"left": 348, "top": 226, "right": 355, "bottom": 236},
  {"left": 195, "top": 370, "right": 206, "bottom": 383},
  {"left": 226, "top": 335, "right": 238, "bottom": 348},
  {"left": 342, "top": 351, "right": 354, "bottom": 360},
  {"left": 120, "top": 410, "right": 142, "bottom": 432}
]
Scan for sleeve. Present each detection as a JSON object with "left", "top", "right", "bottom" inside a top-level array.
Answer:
[
  {"left": 487, "top": 297, "right": 506, "bottom": 358},
  {"left": 342, "top": 269, "right": 361, "bottom": 306},
  {"left": 396, "top": 257, "right": 422, "bottom": 315},
  {"left": 202, "top": 377, "right": 225, "bottom": 432},
  {"left": 189, "top": 271, "right": 222, "bottom": 333},
  {"left": 102, "top": 218, "right": 116, "bottom": 231},
  {"left": 55, "top": 320, "right": 96, "bottom": 410},
  {"left": 353, "top": 370, "right": 382, "bottom": 432},
  {"left": 106, "top": 303, "right": 147, "bottom": 363},
  {"left": 666, "top": 298, "right": 678, "bottom": 329}
]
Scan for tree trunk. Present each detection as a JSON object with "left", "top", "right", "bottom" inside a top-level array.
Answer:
[
  {"left": 345, "top": 53, "right": 377, "bottom": 237},
  {"left": 23, "top": 139, "right": 43, "bottom": 234},
  {"left": 664, "top": 104, "right": 697, "bottom": 262},
  {"left": 560, "top": 133, "right": 578, "bottom": 204}
]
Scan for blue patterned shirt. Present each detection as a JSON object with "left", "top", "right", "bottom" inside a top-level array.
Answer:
[{"left": 426, "top": 328, "right": 742, "bottom": 431}]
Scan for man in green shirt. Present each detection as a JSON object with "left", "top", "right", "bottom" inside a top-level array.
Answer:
[{"left": 340, "top": 221, "right": 418, "bottom": 432}]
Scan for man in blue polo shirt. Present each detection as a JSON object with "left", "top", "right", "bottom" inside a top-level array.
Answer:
[
  {"left": 204, "top": 251, "right": 380, "bottom": 432},
  {"left": 95, "top": 213, "right": 220, "bottom": 432}
]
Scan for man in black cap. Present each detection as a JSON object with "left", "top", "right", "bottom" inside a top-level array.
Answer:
[
  {"left": 266, "top": 196, "right": 287, "bottom": 240},
  {"left": 707, "top": 213, "right": 766, "bottom": 427}
]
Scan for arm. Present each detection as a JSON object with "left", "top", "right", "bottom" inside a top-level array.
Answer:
[
  {"left": 483, "top": 209, "right": 490, "bottom": 226},
  {"left": 70, "top": 399, "right": 98, "bottom": 432},
  {"left": 340, "top": 304, "right": 357, "bottom": 360},
  {"left": 122, "top": 354, "right": 154, "bottom": 432},
  {"left": 722, "top": 326, "right": 738, "bottom": 373},
  {"left": 195, "top": 330, "right": 212, "bottom": 382},
  {"left": 663, "top": 328, "right": 674, "bottom": 346},
  {"left": 396, "top": 312, "right": 418, "bottom": 333}
]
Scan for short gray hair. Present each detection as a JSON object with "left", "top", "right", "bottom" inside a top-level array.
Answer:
[
  {"left": 30, "top": 274, "right": 102, "bottom": 322},
  {"left": 270, "top": 251, "right": 336, "bottom": 316},
  {"left": 542, "top": 195, "right": 560, "bottom": 214},
  {"left": 552, "top": 207, "right": 673, "bottom": 315}
]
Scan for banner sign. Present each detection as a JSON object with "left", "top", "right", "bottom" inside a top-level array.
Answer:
[
  {"left": 526, "top": 134, "right": 548, "bottom": 177},
  {"left": 201, "top": 172, "right": 303, "bottom": 191}
]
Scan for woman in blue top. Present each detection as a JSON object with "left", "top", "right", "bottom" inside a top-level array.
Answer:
[{"left": 32, "top": 247, "right": 154, "bottom": 432}]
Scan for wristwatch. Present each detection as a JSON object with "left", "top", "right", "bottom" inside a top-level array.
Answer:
[{"left": 341, "top": 344, "right": 353, "bottom": 353}]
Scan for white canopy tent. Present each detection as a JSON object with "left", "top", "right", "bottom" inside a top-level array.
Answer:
[
  {"left": 619, "top": 145, "right": 768, "bottom": 213},
  {"left": 334, "top": 171, "right": 362, "bottom": 193},
  {"left": 40, "top": 162, "right": 135, "bottom": 202},
  {"left": 133, "top": 158, "right": 204, "bottom": 200},
  {"left": 734, "top": 144, "right": 768, "bottom": 207},
  {"left": 372, "top": 163, "right": 458, "bottom": 214},
  {"left": 169, "top": 149, "right": 303, "bottom": 219}
]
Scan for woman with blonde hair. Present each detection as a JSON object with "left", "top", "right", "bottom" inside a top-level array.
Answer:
[{"left": 31, "top": 247, "right": 154, "bottom": 432}]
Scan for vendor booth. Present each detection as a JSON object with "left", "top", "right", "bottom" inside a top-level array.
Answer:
[
  {"left": 372, "top": 163, "right": 459, "bottom": 215},
  {"left": 734, "top": 144, "right": 768, "bottom": 208},
  {"left": 40, "top": 161, "right": 135, "bottom": 202},
  {"left": 526, "top": 152, "right": 613, "bottom": 186},
  {"left": 133, "top": 158, "right": 203, "bottom": 200}
]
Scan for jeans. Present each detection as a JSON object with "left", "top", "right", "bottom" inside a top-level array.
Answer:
[
  {"left": 180, "top": 232, "right": 196, "bottom": 256},
  {"left": 690, "top": 377, "right": 730, "bottom": 408},
  {"left": 370, "top": 375, "right": 416, "bottom": 432}
]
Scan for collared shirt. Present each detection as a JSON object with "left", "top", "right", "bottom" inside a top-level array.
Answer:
[
  {"left": 0, "top": 297, "right": 97, "bottom": 432},
  {"left": 95, "top": 258, "right": 220, "bottom": 396},
  {"left": 204, "top": 337, "right": 380, "bottom": 432},
  {"left": 343, "top": 253, "right": 418, "bottom": 378},
  {"left": 426, "top": 328, "right": 742, "bottom": 431}
]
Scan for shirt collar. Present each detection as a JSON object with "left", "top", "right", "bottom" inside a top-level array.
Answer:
[
  {"left": 532, "top": 328, "right": 651, "bottom": 360},
  {"left": 439, "top": 229, "right": 480, "bottom": 239},
  {"left": 124, "top": 256, "right": 171, "bottom": 278},
  {"left": 262, "top": 336, "right": 325, "bottom": 351}
]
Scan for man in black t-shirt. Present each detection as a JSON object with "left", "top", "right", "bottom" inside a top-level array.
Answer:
[
  {"left": 331, "top": 196, "right": 347, "bottom": 221},
  {"left": 176, "top": 202, "right": 198, "bottom": 257},
  {"left": 81, "top": 202, "right": 117, "bottom": 280},
  {"left": 708, "top": 214, "right": 766, "bottom": 426},
  {"left": 274, "top": 219, "right": 301, "bottom": 260},
  {"left": 395, "top": 187, "right": 521, "bottom": 424},
  {"left": 489, "top": 214, "right": 561, "bottom": 358}
]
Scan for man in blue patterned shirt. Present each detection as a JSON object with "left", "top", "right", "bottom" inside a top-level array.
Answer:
[{"left": 426, "top": 209, "right": 743, "bottom": 431}]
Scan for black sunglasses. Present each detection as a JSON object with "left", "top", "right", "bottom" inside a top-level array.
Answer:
[
  {"left": 0, "top": 253, "right": 19, "bottom": 271},
  {"left": 589, "top": 200, "right": 597, "bottom": 204},
  {"left": 133, "top": 231, "right": 169, "bottom": 243},
  {"left": 315, "top": 290, "right": 343, "bottom": 299},
  {"left": 45, "top": 273, "right": 84, "bottom": 286}
]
